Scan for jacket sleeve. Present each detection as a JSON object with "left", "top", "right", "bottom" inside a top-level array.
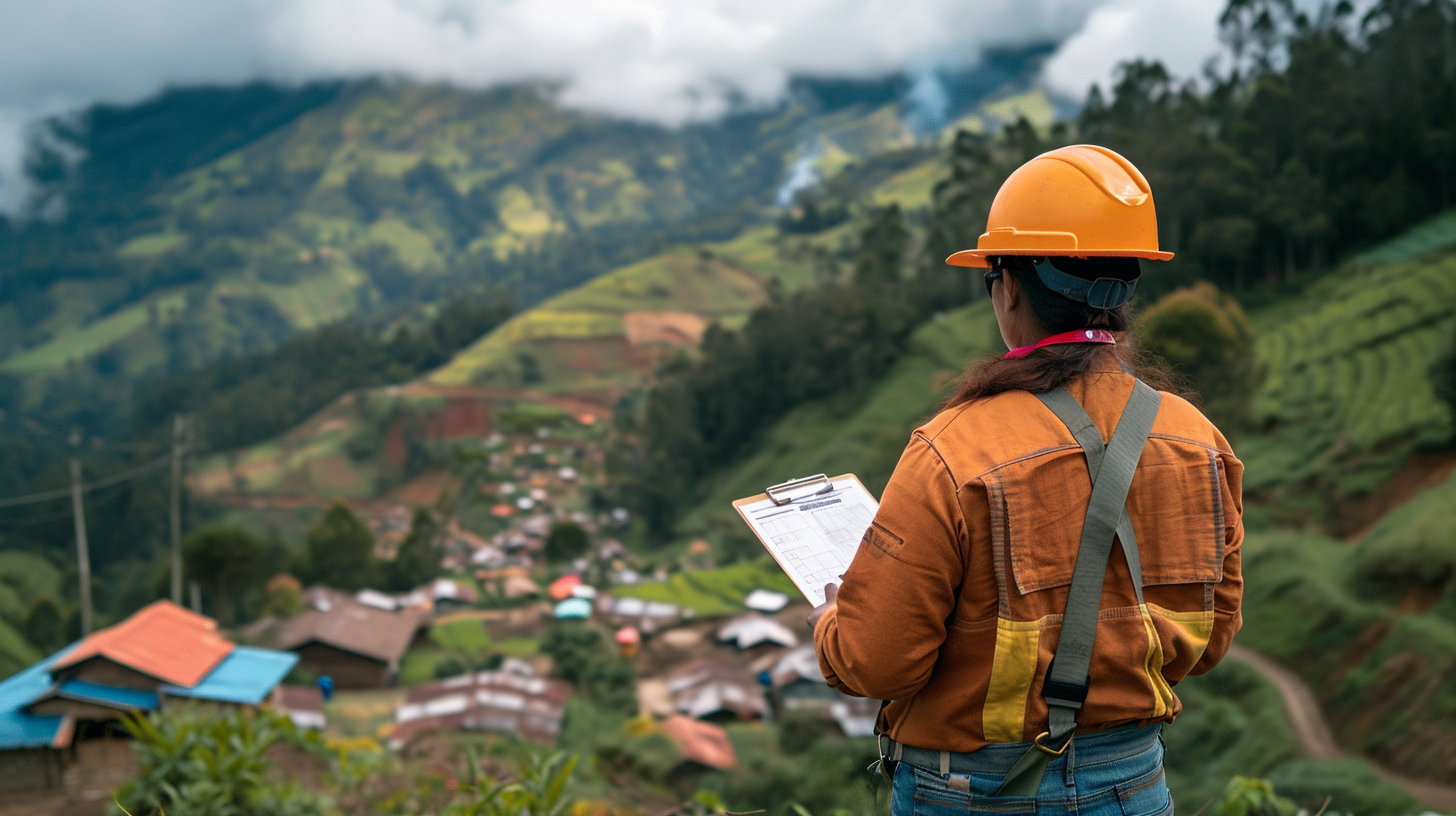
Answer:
[
  {"left": 814, "top": 434, "right": 967, "bottom": 700},
  {"left": 1191, "top": 450, "right": 1244, "bottom": 674}
]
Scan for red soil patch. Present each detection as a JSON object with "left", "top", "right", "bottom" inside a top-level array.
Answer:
[
  {"left": 425, "top": 398, "right": 494, "bottom": 440},
  {"left": 385, "top": 397, "right": 495, "bottom": 469},
  {"left": 383, "top": 420, "right": 409, "bottom": 469}
]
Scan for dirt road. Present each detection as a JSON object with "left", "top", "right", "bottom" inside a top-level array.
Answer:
[{"left": 1227, "top": 643, "right": 1456, "bottom": 812}]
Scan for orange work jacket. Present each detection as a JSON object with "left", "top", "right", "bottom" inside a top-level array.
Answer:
[{"left": 813, "top": 367, "right": 1243, "bottom": 751}]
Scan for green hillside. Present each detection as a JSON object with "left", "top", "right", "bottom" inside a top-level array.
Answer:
[
  {"left": 3, "top": 83, "right": 774, "bottom": 381},
  {"left": 184, "top": 130, "right": 951, "bottom": 501},
  {"left": 1241, "top": 215, "right": 1456, "bottom": 527},
  {"left": 183, "top": 226, "right": 817, "bottom": 498},
  {"left": 2, "top": 80, "right": 968, "bottom": 416}
]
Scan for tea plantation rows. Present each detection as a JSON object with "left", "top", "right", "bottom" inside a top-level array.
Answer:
[{"left": 1243, "top": 249, "right": 1456, "bottom": 505}]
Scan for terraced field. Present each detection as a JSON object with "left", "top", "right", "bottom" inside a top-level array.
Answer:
[
  {"left": 184, "top": 132, "right": 949, "bottom": 503},
  {"left": 1241, "top": 240, "right": 1456, "bottom": 515},
  {"left": 185, "top": 221, "right": 838, "bottom": 499},
  {"left": 429, "top": 228, "right": 813, "bottom": 395}
]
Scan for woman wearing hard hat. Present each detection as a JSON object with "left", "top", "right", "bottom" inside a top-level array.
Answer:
[{"left": 809, "top": 145, "right": 1242, "bottom": 814}]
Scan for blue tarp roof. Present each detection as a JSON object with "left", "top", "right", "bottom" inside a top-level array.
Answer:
[
  {"left": 0, "top": 644, "right": 75, "bottom": 750},
  {"left": 51, "top": 680, "right": 158, "bottom": 711},
  {"left": 162, "top": 646, "right": 297, "bottom": 705},
  {"left": 2, "top": 643, "right": 296, "bottom": 751},
  {"left": 554, "top": 598, "right": 592, "bottom": 619}
]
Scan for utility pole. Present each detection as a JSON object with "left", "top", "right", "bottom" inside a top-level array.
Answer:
[
  {"left": 169, "top": 415, "right": 187, "bottom": 604},
  {"left": 68, "top": 428, "right": 93, "bottom": 636}
]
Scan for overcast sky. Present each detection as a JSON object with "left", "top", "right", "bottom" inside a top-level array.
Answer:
[{"left": 0, "top": 0, "right": 1227, "bottom": 213}]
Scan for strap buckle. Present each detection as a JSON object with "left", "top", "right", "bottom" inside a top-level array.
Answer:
[
  {"left": 1040, "top": 658, "right": 1090, "bottom": 708},
  {"left": 1032, "top": 731, "right": 1071, "bottom": 757}
]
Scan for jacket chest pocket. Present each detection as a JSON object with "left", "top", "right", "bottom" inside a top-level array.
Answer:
[{"left": 997, "top": 444, "right": 1225, "bottom": 597}]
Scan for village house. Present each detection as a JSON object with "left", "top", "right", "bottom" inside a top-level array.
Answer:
[
  {"left": 743, "top": 589, "right": 789, "bottom": 613},
  {"left": 769, "top": 646, "right": 879, "bottom": 737},
  {"left": 474, "top": 567, "right": 541, "bottom": 600},
  {"left": 593, "top": 593, "right": 685, "bottom": 629},
  {"left": 0, "top": 601, "right": 296, "bottom": 797},
  {"left": 355, "top": 578, "right": 479, "bottom": 613},
  {"left": 717, "top": 613, "right": 798, "bottom": 650},
  {"left": 665, "top": 658, "right": 768, "bottom": 721},
  {"left": 388, "top": 668, "right": 571, "bottom": 748},
  {"left": 273, "top": 591, "right": 429, "bottom": 689}
]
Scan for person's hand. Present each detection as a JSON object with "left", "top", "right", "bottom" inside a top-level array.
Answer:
[{"left": 806, "top": 583, "right": 838, "bottom": 630}]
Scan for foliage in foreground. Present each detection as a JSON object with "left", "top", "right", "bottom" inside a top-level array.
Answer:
[
  {"left": 114, "top": 705, "right": 590, "bottom": 816},
  {"left": 113, "top": 707, "right": 330, "bottom": 816}
]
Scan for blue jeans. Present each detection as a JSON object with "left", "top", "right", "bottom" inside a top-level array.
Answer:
[{"left": 890, "top": 724, "right": 1172, "bottom": 816}]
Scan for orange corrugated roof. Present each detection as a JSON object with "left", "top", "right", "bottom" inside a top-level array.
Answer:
[
  {"left": 547, "top": 575, "right": 581, "bottom": 601},
  {"left": 661, "top": 714, "right": 736, "bottom": 770},
  {"left": 54, "top": 600, "right": 234, "bottom": 688}
]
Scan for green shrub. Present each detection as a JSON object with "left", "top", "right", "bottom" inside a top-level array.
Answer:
[
  {"left": 1137, "top": 281, "right": 1258, "bottom": 428},
  {"left": 541, "top": 622, "right": 636, "bottom": 716},
  {"left": 1213, "top": 777, "right": 1296, "bottom": 816},
  {"left": 388, "top": 508, "right": 442, "bottom": 591},
  {"left": 443, "top": 752, "right": 578, "bottom": 816},
  {"left": 544, "top": 521, "right": 589, "bottom": 566},
  {"left": 306, "top": 501, "right": 376, "bottom": 591},
  {"left": 113, "top": 706, "right": 330, "bottom": 816},
  {"left": 182, "top": 526, "right": 276, "bottom": 626},
  {"left": 262, "top": 574, "right": 304, "bottom": 618},
  {"left": 434, "top": 656, "right": 468, "bottom": 679}
]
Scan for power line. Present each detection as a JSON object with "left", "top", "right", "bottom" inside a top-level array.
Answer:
[
  {"left": 0, "top": 486, "right": 133, "bottom": 528},
  {"left": 0, "top": 455, "right": 170, "bottom": 508}
]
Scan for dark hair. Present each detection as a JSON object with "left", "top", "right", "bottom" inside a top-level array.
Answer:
[{"left": 945, "top": 256, "right": 1181, "bottom": 408}]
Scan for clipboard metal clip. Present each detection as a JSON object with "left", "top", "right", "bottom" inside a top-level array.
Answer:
[{"left": 765, "top": 473, "right": 832, "bottom": 506}]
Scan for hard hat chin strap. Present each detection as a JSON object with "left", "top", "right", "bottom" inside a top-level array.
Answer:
[{"left": 1033, "top": 258, "right": 1138, "bottom": 309}]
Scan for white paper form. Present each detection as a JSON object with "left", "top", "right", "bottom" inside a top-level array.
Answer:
[{"left": 734, "top": 475, "right": 879, "bottom": 607}]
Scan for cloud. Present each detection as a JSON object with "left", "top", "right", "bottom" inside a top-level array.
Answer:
[
  {"left": 0, "top": 0, "right": 1225, "bottom": 214},
  {"left": 1043, "top": 0, "right": 1226, "bottom": 100}
]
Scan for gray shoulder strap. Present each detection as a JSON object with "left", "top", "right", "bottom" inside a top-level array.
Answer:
[
  {"left": 994, "top": 380, "right": 1161, "bottom": 797},
  {"left": 1034, "top": 388, "right": 1147, "bottom": 600},
  {"left": 1043, "top": 380, "right": 1160, "bottom": 735}
]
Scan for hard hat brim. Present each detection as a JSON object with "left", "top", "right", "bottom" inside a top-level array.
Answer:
[{"left": 945, "top": 248, "right": 1175, "bottom": 269}]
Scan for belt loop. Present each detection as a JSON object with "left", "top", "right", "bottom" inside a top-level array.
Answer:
[
  {"left": 939, "top": 750, "right": 950, "bottom": 777},
  {"left": 892, "top": 742, "right": 903, "bottom": 762},
  {"left": 1063, "top": 737, "right": 1075, "bottom": 787}
]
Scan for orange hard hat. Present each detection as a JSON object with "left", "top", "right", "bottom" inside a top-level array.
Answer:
[{"left": 946, "top": 144, "right": 1173, "bottom": 269}]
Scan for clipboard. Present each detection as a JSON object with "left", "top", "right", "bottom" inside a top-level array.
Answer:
[{"left": 733, "top": 473, "right": 879, "bottom": 606}]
